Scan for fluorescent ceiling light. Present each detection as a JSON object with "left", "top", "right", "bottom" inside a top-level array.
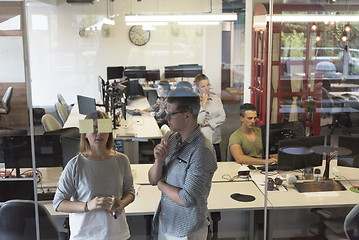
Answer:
[
  {"left": 178, "top": 21, "right": 219, "bottom": 25},
  {"left": 103, "top": 18, "right": 115, "bottom": 25},
  {"left": 125, "top": 13, "right": 237, "bottom": 22},
  {"left": 126, "top": 22, "right": 168, "bottom": 26},
  {"left": 263, "top": 14, "right": 359, "bottom": 23}
]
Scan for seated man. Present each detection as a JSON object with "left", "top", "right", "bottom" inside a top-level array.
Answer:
[
  {"left": 228, "top": 103, "right": 277, "bottom": 165},
  {"left": 135, "top": 80, "right": 171, "bottom": 127}
]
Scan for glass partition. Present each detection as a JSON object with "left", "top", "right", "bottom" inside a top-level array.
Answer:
[{"left": 1, "top": 0, "right": 359, "bottom": 239}]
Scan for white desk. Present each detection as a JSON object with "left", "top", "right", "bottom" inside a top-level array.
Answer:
[
  {"left": 64, "top": 97, "right": 162, "bottom": 163},
  {"left": 43, "top": 181, "right": 267, "bottom": 216},
  {"left": 130, "top": 162, "right": 244, "bottom": 185}
]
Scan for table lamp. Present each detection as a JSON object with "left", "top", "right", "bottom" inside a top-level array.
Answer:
[{"left": 310, "top": 145, "right": 352, "bottom": 179}]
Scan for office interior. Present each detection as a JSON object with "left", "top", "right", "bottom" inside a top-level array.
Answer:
[{"left": 1, "top": 0, "right": 359, "bottom": 239}]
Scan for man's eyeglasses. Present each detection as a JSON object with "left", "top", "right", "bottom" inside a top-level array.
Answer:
[{"left": 165, "top": 110, "right": 187, "bottom": 118}]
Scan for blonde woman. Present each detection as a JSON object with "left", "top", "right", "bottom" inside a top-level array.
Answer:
[{"left": 53, "top": 110, "right": 135, "bottom": 240}]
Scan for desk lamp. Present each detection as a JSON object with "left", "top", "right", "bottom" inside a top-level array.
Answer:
[{"left": 311, "top": 145, "right": 351, "bottom": 179}]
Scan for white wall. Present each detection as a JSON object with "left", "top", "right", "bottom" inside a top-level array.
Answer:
[{"left": 27, "top": 0, "right": 222, "bottom": 106}]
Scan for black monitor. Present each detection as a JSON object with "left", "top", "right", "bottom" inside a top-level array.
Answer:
[
  {"left": 0, "top": 179, "right": 35, "bottom": 201},
  {"left": 124, "top": 66, "right": 147, "bottom": 79},
  {"left": 122, "top": 80, "right": 144, "bottom": 100},
  {"left": 77, "top": 95, "right": 96, "bottom": 115},
  {"left": 337, "top": 136, "right": 359, "bottom": 168},
  {"left": 2, "top": 135, "right": 62, "bottom": 177},
  {"left": 261, "top": 121, "right": 305, "bottom": 157},
  {"left": 179, "top": 64, "right": 202, "bottom": 77},
  {"left": 164, "top": 65, "right": 182, "bottom": 78},
  {"left": 107, "top": 66, "right": 124, "bottom": 80},
  {"left": 277, "top": 136, "right": 325, "bottom": 171},
  {"left": 145, "top": 69, "right": 161, "bottom": 82}
]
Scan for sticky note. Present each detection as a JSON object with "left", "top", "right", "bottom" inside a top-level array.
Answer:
[
  {"left": 79, "top": 119, "right": 93, "bottom": 133},
  {"left": 98, "top": 119, "right": 112, "bottom": 133}
]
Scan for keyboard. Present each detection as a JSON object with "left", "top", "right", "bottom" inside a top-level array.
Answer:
[
  {"left": 257, "top": 164, "right": 278, "bottom": 171},
  {"left": 127, "top": 109, "right": 142, "bottom": 116}
]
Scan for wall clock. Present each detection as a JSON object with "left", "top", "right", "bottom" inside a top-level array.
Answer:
[{"left": 129, "top": 25, "right": 150, "bottom": 46}]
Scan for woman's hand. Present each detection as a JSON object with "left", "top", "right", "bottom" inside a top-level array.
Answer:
[
  {"left": 201, "top": 93, "right": 209, "bottom": 109},
  {"left": 87, "top": 196, "right": 113, "bottom": 211}
]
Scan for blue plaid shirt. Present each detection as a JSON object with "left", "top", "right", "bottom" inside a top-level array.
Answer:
[{"left": 152, "top": 127, "right": 218, "bottom": 237}]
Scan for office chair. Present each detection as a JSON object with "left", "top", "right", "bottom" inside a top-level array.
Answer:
[
  {"left": 310, "top": 205, "right": 359, "bottom": 240},
  {"left": 0, "top": 86, "right": 13, "bottom": 120},
  {"left": 55, "top": 102, "right": 69, "bottom": 126},
  {"left": 60, "top": 135, "right": 80, "bottom": 168},
  {"left": 0, "top": 199, "right": 60, "bottom": 240},
  {"left": 344, "top": 202, "right": 359, "bottom": 239},
  {"left": 41, "top": 114, "right": 62, "bottom": 132},
  {"left": 57, "top": 94, "right": 71, "bottom": 114}
]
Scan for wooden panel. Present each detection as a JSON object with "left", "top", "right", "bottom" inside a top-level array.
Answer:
[
  {"left": 0, "top": 83, "right": 29, "bottom": 128},
  {"left": 0, "top": 1, "right": 22, "bottom": 37}
]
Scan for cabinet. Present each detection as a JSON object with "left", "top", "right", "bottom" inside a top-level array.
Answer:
[{"left": 251, "top": 3, "right": 326, "bottom": 136}]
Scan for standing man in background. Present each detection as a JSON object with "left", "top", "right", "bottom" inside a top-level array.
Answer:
[{"left": 148, "top": 87, "right": 217, "bottom": 239}]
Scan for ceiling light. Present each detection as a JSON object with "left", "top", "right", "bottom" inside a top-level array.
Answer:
[
  {"left": 125, "top": 13, "right": 237, "bottom": 22},
  {"left": 178, "top": 21, "right": 220, "bottom": 25},
  {"left": 126, "top": 22, "right": 168, "bottom": 26}
]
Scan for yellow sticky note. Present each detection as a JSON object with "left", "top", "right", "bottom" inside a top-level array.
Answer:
[
  {"left": 98, "top": 119, "right": 112, "bottom": 133},
  {"left": 79, "top": 119, "right": 93, "bottom": 133}
]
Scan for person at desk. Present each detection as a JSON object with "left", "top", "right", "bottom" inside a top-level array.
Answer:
[
  {"left": 194, "top": 73, "right": 226, "bottom": 161},
  {"left": 148, "top": 87, "right": 217, "bottom": 239},
  {"left": 135, "top": 80, "right": 171, "bottom": 127},
  {"left": 53, "top": 110, "right": 135, "bottom": 240},
  {"left": 228, "top": 103, "right": 277, "bottom": 165}
]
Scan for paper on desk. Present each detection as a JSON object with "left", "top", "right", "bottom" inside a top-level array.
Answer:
[{"left": 303, "top": 191, "right": 340, "bottom": 197}]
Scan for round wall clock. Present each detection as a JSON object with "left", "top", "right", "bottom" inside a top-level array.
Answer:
[{"left": 129, "top": 25, "right": 150, "bottom": 46}]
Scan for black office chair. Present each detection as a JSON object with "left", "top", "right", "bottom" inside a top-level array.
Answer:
[
  {"left": 0, "top": 199, "right": 61, "bottom": 240},
  {"left": 0, "top": 86, "right": 13, "bottom": 120},
  {"left": 60, "top": 135, "right": 80, "bottom": 168},
  {"left": 310, "top": 203, "right": 359, "bottom": 240}
]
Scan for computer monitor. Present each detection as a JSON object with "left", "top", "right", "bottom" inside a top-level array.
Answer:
[
  {"left": 337, "top": 136, "right": 359, "bottom": 168},
  {"left": 124, "top": 66, "right": 147, "bottom": 79},
  {"left": 107, "top": 66, "right": 124, "bottom": 80},
  {"left": 0, "top": 179, "right": 34, "bottom": 201},
  {"left": 77, "top": 95, "right": 96, "bottom": 115},
  {"left": 261, "top": 121, "right": 305, "bottom": 157},
  {"left": 2, "top": 135, "right": 62, "bottom": 177},
  {"left": 145, "top": 69, "right": 161, "bottom": 82},
  {"left": 277, "top": 136, "right": 325, "bottom": 171},
  {"left": 122, "top": 80, "right": 144, "bottom": 100}
]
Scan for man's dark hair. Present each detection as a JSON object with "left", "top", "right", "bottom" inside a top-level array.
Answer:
[
  {"left": 167, "top": 87, "right": 200, "bottom": 118},
  {"left": 239, "top": 103, "right": 256, "bottom": 117},
  {"left": 157, "top": 80, "right": 171, "bottom": 93}
]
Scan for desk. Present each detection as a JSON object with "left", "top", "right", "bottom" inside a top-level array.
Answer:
[
  {"left": 64, "top": 97, "right": 162, "bottom": 163},
  {"left": 130, "top": 162, "right": 243, "bottom": 185},
  {"left": 249, "top": 165, "right": 359, "bottom": 239},
  {"left": 42, "top": 181, "right": 267, "bottom": 239}
]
